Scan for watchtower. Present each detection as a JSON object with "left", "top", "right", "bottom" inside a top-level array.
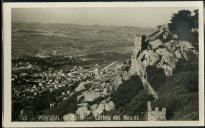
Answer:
[
  {"left": 147, "top": 101, "right": 166, "bottom": 121},
  {"left": 133, "top": 34, "right": 142, "bottom": 57},
  {"left": 129, "top": 34, "right": 145, "bottom": 76}
]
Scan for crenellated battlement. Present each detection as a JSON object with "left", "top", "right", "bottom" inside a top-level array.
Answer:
[
  {"left": 147, "top": 101, "right": 166, "bottom": 121},
  {"left": 133, "top": 34, "right": 143, "bottom": 57},
  {"left": 134, "top": 34, "right": 143, "bottom": 48},
  {"left": 133, "top": 33, "right": 148, "bottom": 57}
]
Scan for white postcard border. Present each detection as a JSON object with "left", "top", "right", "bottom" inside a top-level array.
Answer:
[{"left": 3, "top": 1, "right": 204, "bottom": 127}]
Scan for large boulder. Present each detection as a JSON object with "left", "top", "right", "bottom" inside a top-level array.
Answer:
[
  {"left": 160, "top": 50, "right": 177, "bottom": 69},
  {"left": 112, "top": 75, "right": 123, "bottom": 90},
  {"left": 63, "top": 113, "right": 76, "bottom": 121},
  {"left": 121, "top": 71, "right": 130, "bottom": 81},
  {"left": 90, "top": 104, "right": 98, "bottom": 111},
  {"left": 77, "top": 95, "right": 84, "bottom": 102},
  {"left": 164, "top": 40, "right": 178, "bottom": 52},
  {"left": 104, "top": 101, "right": 115, "bottom": 112},
  {"left": 100, "top": 82, "right": 106, "bottom": 88},
  {"left": 76, "top": 106, "right": 91, "bottom": 118},
  {"left": 162, "top": 64, "right": 174, "bottom": 76},
  {"left": 179, "top": 41, "right": 195, "bottom": 50},
  {"left": 155, "top": 40, "right": 196, "bottom": 77},
  {"left": 178, "top": 41, "right": 196, "bottom": 61},
  {"left": 149, "top": 39, "right": 164, "bottom": 49},
  {"left": 165, "top": 40, "right": 196, "bottom": 61},
  {"left": 129, "top": 60, "right": 147, "bottom": 78},
  {"left": 102, "top": 87, "right": 110, "bottom": 96},
  {"left": 77, "top": 103, "right": 89, "bottom": 107},
  {"left": 155, "top": 48, "right": 178, "bottom": 76},
  {"left": 75, "top": 81, "right": 92, "bottom": 92},
  {"left": 155, "top": 48, "right": 168, "bottom": 56},
  {"left": 82, "top": 91, "right": 101, "bottom": 103},
  {"left": 142, "top": 50, "right": 160, "bottom": 67},
  {"left": 92, "top": 102, "right": 105, "bottom": 116},
  {"left": 175, "top": 49, "right": 183, "bottom": 59}
]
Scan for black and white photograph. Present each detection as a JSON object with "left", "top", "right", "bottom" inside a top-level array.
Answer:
[{"left": 3, "top": 1, "right": 204, "bottom": 127}]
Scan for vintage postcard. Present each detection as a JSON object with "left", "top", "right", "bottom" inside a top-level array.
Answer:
[{"left": 2, "top": 1, "right": 204, "bottom": 127}]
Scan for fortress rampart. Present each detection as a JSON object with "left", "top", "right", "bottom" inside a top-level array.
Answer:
[{"left": 146, "top": 101, "right": 166, "bottom": 121}]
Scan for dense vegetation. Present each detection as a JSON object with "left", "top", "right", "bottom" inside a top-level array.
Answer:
[
  {"left": 168, "top": 10, "right": 198, "bottom": 46},
  {"left": 105, "top": 76, "right": 153, "bottom": 120}
]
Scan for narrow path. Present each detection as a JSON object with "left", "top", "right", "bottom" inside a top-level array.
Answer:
[
  {"left": 101, "top": 61, "right": 120, "bottom": 70},
  {"left": 69, "top": 61, "right": 120, "bottom": 74}
]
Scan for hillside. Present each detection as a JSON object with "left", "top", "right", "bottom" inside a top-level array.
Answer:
[
  {"left": 62, "top": 25, "right": 199, "bottom": 121},
  {"left": 12, "top": 23, "right": 199, "bottom": 121},
  {"left": 12, "top": 23, "right": 153, "bottom": 66}
]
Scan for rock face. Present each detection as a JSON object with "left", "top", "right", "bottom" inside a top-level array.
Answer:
[
  {"left": 63, "top": 24, "right": 198, "bottom": 121},
  {"left": 93, "top": 102, "right": 105, "bottom": 116},
  {"left": 121, "top": 71, "right": 130, "bottom": 81},
  {"left": 103, "top": 87, "right": 109, "bottom": 96},
  {"left": 149, "top": 39, "right": 164, "bottom": 49},
  {"left": 77, "top": 103, "right": 89, "bottom": 107},
  {"left": 75, "top": 81, "right": 92, "bottom": 92},
  {"left": 112, "top": 75, "right": 123, "bottom": 90},
  {"left": 142, "top": 50, "right": 160, "bottom": 67},
  {"left": 77, "top": 95, "right": 84, "bottom": 102},
  {"left": 128, "top": 26, "right": 197, "bottom": 100},
  {"left": 104, "top": 101, "right": 115, "bottom": 112},
  {"left": 90, "top": 104, "right": 98, "bottom": 112},
  {"left": 82, "top": 91, "right": 101, "bottom": 102},
  {"left": 76, "top": 106, "right": 91, "bottom": 118}
]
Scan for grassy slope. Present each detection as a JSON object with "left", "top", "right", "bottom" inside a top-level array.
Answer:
[
  {"left": 149, "top": 61, "right": 199, "bottom": 120},
  {"left": 108, "top": 60, "right": 199, "bottom": 120}
]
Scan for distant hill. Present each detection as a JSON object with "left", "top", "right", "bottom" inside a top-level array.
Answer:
[{"left": 12, "top": 23, "right": 154, "bottom": 56}]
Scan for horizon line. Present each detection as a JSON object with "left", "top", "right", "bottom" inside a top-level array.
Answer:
[{"left": 12, "top": 21, "right": 158, "bottom": 29}]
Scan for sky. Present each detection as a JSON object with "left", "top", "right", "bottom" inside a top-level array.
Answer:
[{"left": 12, "top": 7, "right": 196, "bottom": 28}]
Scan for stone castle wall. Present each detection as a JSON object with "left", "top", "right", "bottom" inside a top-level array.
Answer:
[
  {"left": 129, "top": 34, "right": 159, "bottom": 99},
  {"left": 129, "top": 34, "right": 142, "bottom": 76},
  {"left": 133, "top": 34, "right": 143, "bottom": 57},
  {"left": 147, "top": 101, "right": 166, "bottom": 121}
]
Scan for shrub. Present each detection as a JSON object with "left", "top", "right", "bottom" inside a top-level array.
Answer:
[{"left": 168, "top": 10, "right": 198, "bottom": 45}]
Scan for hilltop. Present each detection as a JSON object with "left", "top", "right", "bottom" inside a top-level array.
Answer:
[
  {"left": 62, "top": 24, "right": 198, "bottom": 121},
  {"left": 12, "top": 22, "right": 198, "bottom": 121}
]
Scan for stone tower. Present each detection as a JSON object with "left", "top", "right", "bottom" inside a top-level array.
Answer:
[
  {"left": 133, "top": 34, "right": 143, "bottom": 57},
  {"left": 129, "top": 34, "right": 159, "bottom": 100},
  {"left": 147, "top": 101, "right": 166, "bottom": 121},
  {"left": 129, "top": 34, "right": 144, "bottom": 76}
]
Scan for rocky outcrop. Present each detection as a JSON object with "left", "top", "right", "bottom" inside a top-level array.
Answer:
[
  {"left": 112, "top": 75, "right": 123, "bottom": 90},
  {"left": 76, "top": 106, "right": 91, "bottom": 119},
  {"left": 63, "top": 79, "right": 117, "bottom": 120},
  {"left": 148, "top": 39, "right": 164, "bottom": 49},
  {"left": 63, "top": 25, "right": 198, "bottom": 121},
  {"left": 75, "top": 81, "right": 92, "bottom": 92},
  {"left": 104, "top": 101, "right": 115, "bottom": 112},
  {"left": 82, "top": 91, "right": 101, "bottom": 103},
  {"left": 92, "top": 101, "right": 106, "bottom": 116},
  {"left": 128, "top": 26, "right": 198, "bottom": 100}
]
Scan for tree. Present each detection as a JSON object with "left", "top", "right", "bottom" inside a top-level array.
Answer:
[{"left": 168, "top": 10, "right": 198, "bottom": 45}]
